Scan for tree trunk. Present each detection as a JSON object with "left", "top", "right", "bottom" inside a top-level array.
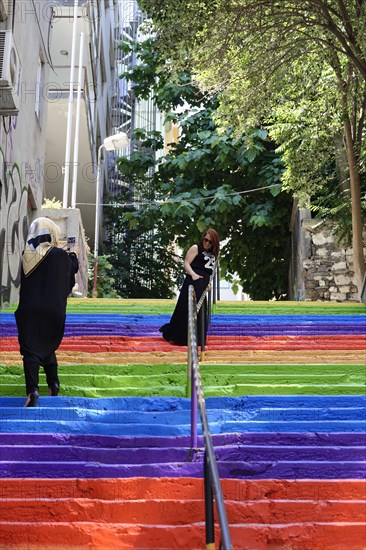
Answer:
[
  {"left": 334, "top": 134, "right": 350, "bottom": 194},
  {"left": 343, "top": 117, "right": 365, "bottom": 296}
]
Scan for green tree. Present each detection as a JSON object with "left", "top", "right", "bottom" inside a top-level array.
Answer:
[
  {"left": 103, "top": 131, "right": 183, "bottom": 298},
  {"left": 139, "top": 0, "right": 366, "bottom": 293},
  {"left": 88, "top": 255, "right": 120, "bottom": 298},
  {"left": 114, "top": 38, "right": 292, "bottom": 299}
]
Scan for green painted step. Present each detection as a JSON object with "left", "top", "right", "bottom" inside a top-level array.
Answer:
[
  {"left": 3, "top": 299, "right": 366, "bottom": 315},
  {"left": 2, "top": 363, "right": 365, "bottom": 375},
  {"left": 1, "top": 363, "right": 364, "bottom": 398},
  {"left": 2, "top": 372, "right": 364, "bottom": 385},
  {"left": 1, "top": 382, "right": 364, "bottom": 397},
  {"left": 70, "top": 301, "right": 366, "bottom": 315}
]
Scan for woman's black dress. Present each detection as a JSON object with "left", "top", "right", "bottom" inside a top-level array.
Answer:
[{"left": 160, "top": 244, "right": 216, "bottom": 345}]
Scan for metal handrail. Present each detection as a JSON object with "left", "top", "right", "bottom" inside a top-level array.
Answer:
[
  {"left": 196, "top": 260, "right": 218, "bottom": 314},
  {"left": 187, "top": 284, "right": 233, "bottom": 550},
  {"left": 186, "top": 261, "right": 218, "bottom": 392},
  {"left": 196, "top": 261, "right": 219, "bottom": 359}
]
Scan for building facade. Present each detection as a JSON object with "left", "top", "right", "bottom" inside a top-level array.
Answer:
[
  {"left": 0, "top": 0, "right": 52, "bottom": 308},
  {"left": 0, "top": 0, "right": 124, "bottom": 307},
  {"left": 44, "top": 1, "right": 121, "bottom": 237}
]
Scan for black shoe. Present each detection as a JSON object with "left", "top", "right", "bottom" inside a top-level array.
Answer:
[
  {"left": 25, "top": 390, "right": 39, "bottom": 407},
  {"left": 48, "top": 382, "right": 59, "bottom": 396}
]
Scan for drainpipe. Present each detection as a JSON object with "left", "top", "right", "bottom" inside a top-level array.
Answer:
[
  {"left": 63, "top": 0, "right": 78, "bottom": 208},
  {"left": 71, "top": 31, "right": 84, "bottom": 209}
]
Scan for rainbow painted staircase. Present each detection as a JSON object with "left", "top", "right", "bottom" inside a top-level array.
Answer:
[{"left": 0, "top": 299, "right": 365, "bottom": 549}]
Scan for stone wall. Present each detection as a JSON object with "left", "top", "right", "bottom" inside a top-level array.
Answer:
[{"left": 301, "top": 219, "right": 363, "bottom": 302}]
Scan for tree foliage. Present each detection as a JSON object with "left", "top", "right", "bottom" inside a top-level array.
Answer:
[
  {"left": 103, "top": 141, "right": 183, "bottom": 299},
  {"left": 112, "top": 38, "right": 293, "bottom": 299},
  {"left": 87, "top": 255, "right": 120, "bottom": 298},
  {"left": 138, "top": 0, "right": 366, "bottom": 289}
]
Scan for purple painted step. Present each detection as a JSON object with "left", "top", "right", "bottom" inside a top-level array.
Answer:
[
  {"left": 2, "top": 459, "right": 365, "bottom": 479},
  {"left": 1, "top": 432, "right": 364, "bottom": 447},
  {"left": 1, "top": 432, "right": 364, "bottom": 480},
  {"left": 2, "top": 443, "right": 364, "bottom": 463}
]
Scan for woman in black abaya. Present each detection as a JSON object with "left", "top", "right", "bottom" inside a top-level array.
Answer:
[
  {"left": 15, "top": 217, "right": 79, "bottom": 407},
  {"left": 160, "top": 228, "right": 219, "bottom": 346}
]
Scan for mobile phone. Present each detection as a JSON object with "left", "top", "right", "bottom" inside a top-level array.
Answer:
[{"left": 67, "top": 236, "right": 76, "bottom": 251}]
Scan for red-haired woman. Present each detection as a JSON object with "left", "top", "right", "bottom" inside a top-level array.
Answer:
[{"left": 160, "top": 228, "right": 220, "bottom": 345}]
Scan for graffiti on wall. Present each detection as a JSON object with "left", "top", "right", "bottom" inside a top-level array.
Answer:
[{"left": 0, "top": 145, "right": 29, "bottom": 308}]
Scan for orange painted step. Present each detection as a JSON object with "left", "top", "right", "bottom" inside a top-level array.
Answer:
[
  {"left": 0, "top": 497, "right": 364, "bottom": 524},
  {"left": 2, "top": 349, "right": 365, "bottom": 366},
  {"left": 1, "top": 479, "right": 365, "bottom": 550},
  {"left": 0, "top": 521, "right": 365, "bottom": 549},
  {"left": 1, "top": 478, "right": 365, "bottom": 501}
]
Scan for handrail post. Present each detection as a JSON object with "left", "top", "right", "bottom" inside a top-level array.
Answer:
[
  {"left": 200, "top": 297, "right": 206, "bottom": 361},
  {"left": 213, "top": 269, "right": 217, "bottom": 305},
  {"left": 204, "top": 450, "right": 215, "bottom": 550},
  {"left": 216, "top": 263, "right": 220, "bottom": 302},
  {"left": 186, "top": 338, "right": 192, "bottom": 398},
  {"left": 208, "top": 287, "right": 212, "bottom": 324},
  {"left": 191, "top": 366, "right": 197, "bottom": 449},
  {"left": 188, "top": 285, "right": 198, "bottom": 448}
]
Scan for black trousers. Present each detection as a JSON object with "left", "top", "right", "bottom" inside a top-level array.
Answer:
[{"left": 23, "top": 352, "right": 59, "bottom": 395}]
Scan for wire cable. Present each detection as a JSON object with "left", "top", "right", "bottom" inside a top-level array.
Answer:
[
  {"left": 31, "top": 0, "right": 53, "bottom": 67},
  {"left": 76, "top": 183, "right": 282, "bottom": 208}
]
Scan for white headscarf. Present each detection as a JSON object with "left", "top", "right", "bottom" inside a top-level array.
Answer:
[{"left": 22, "top": 217, "right": 61, "bottom": 276}]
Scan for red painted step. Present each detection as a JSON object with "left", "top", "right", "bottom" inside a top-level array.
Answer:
[
  {"left": 2, "top": 334, "right": 365, "bottom": 352},
  {"left": 1, "top": 479, "right": 365, "bottom": 549},
  {"left": 0, "top": 517, "right": 364, "bottom": 549}
]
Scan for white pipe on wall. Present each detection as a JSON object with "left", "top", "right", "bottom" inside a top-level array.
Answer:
[
  {"left": 71, "top": 31, "right": 84, "bottom": 209},
  {"left": 63, "top": 0, "right": 79, "bottom": 208}
]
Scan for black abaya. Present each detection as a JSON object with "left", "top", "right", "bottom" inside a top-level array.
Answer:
[{"left": 15, "top": 247, "right": 78, "bottom": 367}]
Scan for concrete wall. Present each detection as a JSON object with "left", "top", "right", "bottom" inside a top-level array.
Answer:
[
  {"left": 0, "top": 2, "right": 120, "bottom": 308},
  {"left": 0, "top": 1, "right": 52, "bottom": 308},
  {"left": 41, "top": 207, "right": 89, "bottom": 297},
  {"left": 44, "top": 1, "right": 120, "bottom": 249}
]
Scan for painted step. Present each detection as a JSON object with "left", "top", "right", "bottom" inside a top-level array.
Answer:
[
  {"left": 2, "top": 394, "right": 366, "bottom": 420},
  {"left": 2, "top": 477, "right": 365, "bottom": 500},
  {"left": 1, "top": 521, "right": 365, "bottom": 550},
  {"left": 1, "top": 396, "right": 365, "bottom": 437},
  {"left": 3, "top": 334, "right": 366, "bottom": 351},
  {"left": 1, "top": 364, "right": 365, "bottom": 397},
  {"left": 1, "top": 496, "right": 365, "bottom": 524},
  {"left": 2, "top": 349, "right": 365, "bottom": 365},
  {"left": 1, "top": 479, "right": 365, "bottom": 549},
  {"left": 2, "top": 443, "right": 365, "bottom": 463},
  {"left": 2, "top": 363, "right": 366, "bottom": 376},
  {"left": 2, "top": 312, "right": 366, "bottom": 337},
  {"left": 0, "top": 424, "right": 364, "bottom": 480},
  {"left": 62, "top": 298, "right": 366, "bottom": 314}
]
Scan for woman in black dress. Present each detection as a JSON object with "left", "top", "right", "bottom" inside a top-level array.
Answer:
[
  {"left": 160, "top": 228, "right": 219, "bottom": 345},
  {"left": 15, "top": 217, "right": 79, "bottom": 407}
]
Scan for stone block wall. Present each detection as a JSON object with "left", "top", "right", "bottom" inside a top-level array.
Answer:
[{"left": 301, "top": 219, "right": 364, "bottom": 302}]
